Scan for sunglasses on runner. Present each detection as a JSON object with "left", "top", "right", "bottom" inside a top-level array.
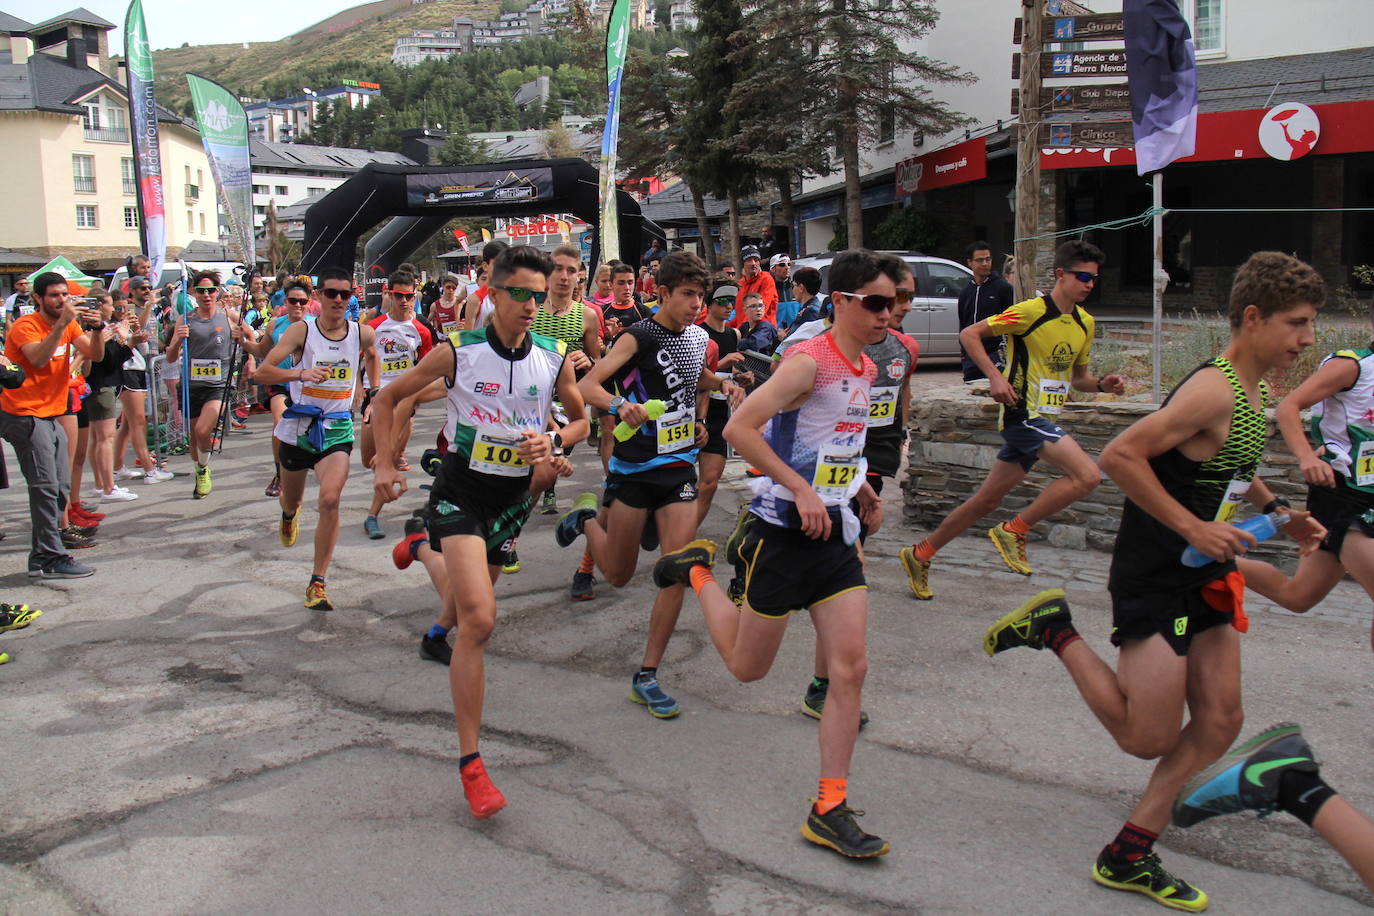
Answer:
[
  {"left": 712, "top": 296, "right": 734, "bottom": 307},
  {"left": 193, "top": 285, "right": 217, "bottom": 293},
  {"left": 1068, "top": 270, "right": 1099, "bottom": 284},
  {"left": 386, "top": 289, "right": 417, "bottom": 300},
  {"left": 834, "top": 291, "right": 895, "bottom": 313},
  {"left": 286, "top": 297, "right": 310, "bottom": 305},
  {"left": 895, "top": 288, "right": 914, "bottom": 304},
  {"left": 319, "top": 288, "right": 350, "bottom": 299},
  {"left": 495, "top": 285, "right": 548, "bottom": 305}
]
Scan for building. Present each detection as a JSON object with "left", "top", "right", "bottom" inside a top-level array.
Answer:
[
  {"left": 0, "top": 8, "right": 218, "bottom": 272},
  {"left": 392, "top": 0, "right": 602, "bottom": 65},
  {"left": 668, "top": 0, "right": 697, "bottom": 32},
  {"left": 391, "top": 28, "right": 463, "bottom": 67},
  {"left": 250, "top": 140, "right": 415, "bottom": 229},
  {"left": 244, "top": 82, "right": 380, "bottom": 144}
]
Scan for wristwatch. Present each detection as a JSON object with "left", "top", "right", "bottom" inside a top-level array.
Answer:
[
  {"left": 548, "top": 430, "right": 564, "bottom": 456},
  {"left": 1262, "top": 495, "right": 1291, "bottom": 515},
  {"left": 608, "top": 395, "right": 625, "bottom": 416}
]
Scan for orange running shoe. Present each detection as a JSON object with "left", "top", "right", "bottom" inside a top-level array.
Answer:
[{"left": 460, "top": 757, "right": 507, "bottom": 819}]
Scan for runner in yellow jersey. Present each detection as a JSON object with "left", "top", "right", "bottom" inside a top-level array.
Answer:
[{"left": 899, "top": 241, "right": 1126, "bottom": 598}]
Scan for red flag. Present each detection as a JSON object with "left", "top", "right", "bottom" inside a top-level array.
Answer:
[{"left": 452, "top": 229, "right": 469, "bottom": 254}]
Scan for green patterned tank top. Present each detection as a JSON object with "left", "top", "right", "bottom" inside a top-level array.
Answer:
[{"left": 530, "top": 301, "right": 586, "bottom": 353}]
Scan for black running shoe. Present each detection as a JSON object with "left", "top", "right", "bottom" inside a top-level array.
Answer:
[
  {"left": 555, "top": 493, "right": 599, "bottom": 548},
  {"left": 421, "top": 448, "right": 442, "bottom": 476},
  {"left": 0, "top": 604, "right": 41, "bottom": 632},
  {"left": 726, "top": 575, "right": 745, "bottom": 608},
  {"left": 570, "top": 570, "right": 596, "bottom": 601},
  {"left": 1091, "top": 850, "right": 1208, "bottom": 912},
  {"left": 725, "top": 505, "right": 755, "bottom": 567},
  {"left": 801, "top": 803, "right": 889, "bottom": 858},
  {"left": 640, "top": 513, "right": 659, "bottom": 552},
  {"left": 1173, "top": 722, "right": 1319, "bottom": 828},
  {"left": 652, "top": 539, "right": 716, "bottom": 588},
  {"left": 982, "top": 588, "right": 1070, "bottom": 656},
  {"left": 801, "top": 679, "right": 870, "bottom": 729},
  {"left": 419, "top": 633, "right": 452, "bottom": 666}
]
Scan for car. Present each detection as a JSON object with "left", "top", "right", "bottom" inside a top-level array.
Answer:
[{"left": 788, "top": 252, "right": 972, "bottom": 359}]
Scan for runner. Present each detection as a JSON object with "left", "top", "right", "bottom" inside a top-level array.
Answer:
[
  {"left": 428, "top": 274, "right": 464, "bottom": 337},
  {"left": 253, "top": 266, "right": 379, "bottom": 611},
  {"left": 982, "top": 251, "right": 1328, "bottom": 911},
  {"left": 164, "top": 270, "right": 256, "bottom": 499},
  {"left": 370, "top": 245, "right": 588, "bottom": 819},
  {"left": 695, "top": 283, "right": 749, "bottom": 524},
  {"left": 460, "top": 240, "right": 509, "bottom": 330},
  {"left": 652, "top": 248, "right": 892, "bottom": 858},
  {"left": 898, "top": 241, "right": 1126, "bottom": 599},
  {"left": 243, "top": 279, "right": 314, "bottom": 498},
  {"left": 361, "top": 274, "right": 435, "bottom": 540},
  {"left": 556, "top": 250, "right": 738, "bottom": 718}
]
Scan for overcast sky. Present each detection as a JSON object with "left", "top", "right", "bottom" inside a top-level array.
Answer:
[{"left": 11, "top": 0, "right": 348, "bottom": 52}]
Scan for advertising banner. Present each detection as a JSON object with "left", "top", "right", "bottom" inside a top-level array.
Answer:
[
  {"left": 597, "top": 0, "right": 630, "bottom": 263},
  {"left": 186, "top": 74, "right": 255, "bottom": 265},
  {"left": 124, "top": 0, "right": 165, "bottom": 283},
  {"left": 405, "top": 168, "right": 554, "bottom": 208}
]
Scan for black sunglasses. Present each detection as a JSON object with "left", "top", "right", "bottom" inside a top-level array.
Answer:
[
  {"left": 496, "top": 285, "right": 548, "bottom": 305},
  {"left": 320, "top": 288, "right": 350, "bottom": 299},
  {"left": 835, "top": 291, "right": 895, "bottom": 313},
  {"left": 286, "top": 297, "right": 310, "bottom": 305},
  {"left": 1069, "top": 271, "right": 1099, "bottom": 284}
]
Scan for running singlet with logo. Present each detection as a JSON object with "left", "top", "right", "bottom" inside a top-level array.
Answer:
[
  {"left": 368, "top": 314, "right": 434, "bottom": 388},
  {"left": 986, "top": 295, "right": 1094, "bottom": 428},
  {"left": 750, "top": 332, "right": 876, "bottom": 532},
  {"left": 1109, "top": 357, "right": 1269, "bottom": 595},
  {"left": 1310, "top": 348, "right": 1374, "bottom": 494},
  {"left": 531, "top": 301, "right": 588, "bottom": 353},
  {"left": 608, "top": 318, "right": 709, "bottom": 474},
  {"left": 186, "top": 311, "right": 236, "bottom": 390},
  {"left": 432, "top": 299, "right": 461, "bottom": 336},
  {"left": 863, "top": 329, "right": 920, "bottom": 477},
  {"left": 439, "top": 326, "right": 566, "bottom": 504},
  {"left": 275, "top": 320, "right": 360, "bottom": 451}
]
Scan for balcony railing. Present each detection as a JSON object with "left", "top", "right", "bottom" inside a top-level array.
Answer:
[
  {"left": 84, "top": 126, "right": 129, "bottom": 143},
  {"left": 74, "top": 176, "right": 96, "bottom": 193}
]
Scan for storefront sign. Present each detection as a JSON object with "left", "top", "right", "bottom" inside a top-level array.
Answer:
[
  {"left": 341, "top": 79, "right": 381, "bottom": 90},
  {"left": 1259, "top": 103, "right": 1321, "bottom": 161},
  {"left": 895, "top": 137, "right": 987, "bottom": 197}
]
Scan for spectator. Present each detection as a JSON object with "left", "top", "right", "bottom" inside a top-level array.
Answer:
[
  {"left": 718, "top": 261, "right": 736, "bottom": 282},
  {"left": 270, "top": 271, "right": 288, "bottom": 311},
  {"left": 958, "top": 240, "right": 1014, "bottom": 382},
  {"left": 83, "top": 292, "right": 137, "bottom": 502},
  {"left": 769, "top": 254, "right": 795, "bottom": 304},
  {"left": 5, "top": 277, "right": 31, "bottom": 320},
  {"left": 1002, "top": 255, "right": 1043, "bottom": 299},
  {"left": 730, "top": 246, "right": 778, "bottom": 327},
  {"left": 0, "top": 271, "right": 105, "bottom": 578},
  {"left": 112, "top": 277, "right": 170, "bottom": 484},
  {"left": 783, "top": 267, "right": 825, "bottom": 337},
  {"left": 737, "top": 292, "right": 779, "bottom": 355},
  {"left": 119, "top": 254, "right": 152, "bottom": 295}
]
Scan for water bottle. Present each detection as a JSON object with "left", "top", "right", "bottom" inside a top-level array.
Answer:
[
  {"left": 613, "top": 399, "right": 665, "bottom": 441},
  {"left": 1180, "top": 512, "right": 1290, "bottom": 567}
]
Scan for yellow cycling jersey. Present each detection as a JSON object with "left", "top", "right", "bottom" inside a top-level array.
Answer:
[{"left": 986, "top": 295, "right": 1094, "bottom": 428}]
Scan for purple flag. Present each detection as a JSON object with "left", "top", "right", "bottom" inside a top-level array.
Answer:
[{"left": 1124, "top": 0, "right": 1198, "bottom": 175}]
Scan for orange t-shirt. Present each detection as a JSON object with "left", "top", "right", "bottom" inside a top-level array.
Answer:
[{"left": 2, "top": 314, "right": 84, "bottom": 417}]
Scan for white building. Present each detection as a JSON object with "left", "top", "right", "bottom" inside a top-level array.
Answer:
[
  {"left": 668, "top": 0, "right": 697, "bottom": 32},
  {"left": 391, "top": 29, "right": 463, "bottom": 67},
  {"left": 250, "top": 141, "right": 415, "bottom": 229},
  {"left": 244, "top": 83, "right": 380, "bottom": 144}
]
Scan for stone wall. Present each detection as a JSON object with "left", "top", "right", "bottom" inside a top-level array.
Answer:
[{"left": 901, "top": 385, "right": 1311, "bottom": 563}]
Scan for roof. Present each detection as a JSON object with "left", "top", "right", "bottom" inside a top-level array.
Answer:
[
  {"left": 274, "top": 191, "right": 329, "bottom": 221},
  {"left": 30, "top": 7, "right": 115, "bottom": 33},
  {"left": 1195, "top": 46, "right": 1374, "bottom": 112},
  {"left": 250, "top": 140, "right": 416, "bottom": 174},
  {"left": 0, "top": 12, "right": 33, "bottom": 33},
  {"left": 0, "top": 247, "right": 44, "bottom": 266},
  {"left": 0, "top": 49, "right": 187, "bottom": 123},
  {"left": 640, "top": 180, "right": 731, "bottom": 225},
  {"left": 480, "top": 130, "right": 598, "bottom": 161}
]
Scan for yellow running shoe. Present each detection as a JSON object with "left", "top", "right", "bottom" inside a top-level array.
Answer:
[
  {"left": 280, "top": 511, "right": 300, "bottom": 547},
  {"left": 193, "top": 464, "right": 212, "bottom": 499},
  {"left": 898, "top": 546, "right": 933, "bottom": 600},
  {"left": 305, "top": 580, "right": 333, "bottom": 611},
  {"left": 988, "top": 521, "right": 1032, "bottom": 575},
  {"left": 1091, "top": 849, "right": 1208, "bottom": 912}
]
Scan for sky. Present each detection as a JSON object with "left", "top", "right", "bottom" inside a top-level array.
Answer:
[{"left": 8, "top": 0, "right": 350, "bottom": 52}]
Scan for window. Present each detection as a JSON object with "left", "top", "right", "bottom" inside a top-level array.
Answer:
[
  {"left": 121, "top": 158, "right": 136, "bottom": 194},
  {"left": 1180, "top": 0, "right": 1224, "bottom": 54},
  {"left": 199, "top": 212, "right": 206, "bottom": 235},
  {"left": 307, "top": 186, "right": 327, "bottom": 195},
  {"left": 252, "top": 184, "right": 268, "bottom": 195},
  {"left": 187, "top": 210, "right": 194, "bottom": 232},
  {"left": 82, "top": 102, "right": 100, "bottom": 131},
  {"left": 124, "top": 206, "right": 139, "bottom": 229},
  {"left": 81, "top": 96, "right": 127, "bottom": 142},
  {"left": 76, "top": 205, "right": 97, "bottom": 228},
  {"left": 924, "top": 261, "right": 970, "bottom": 299},
  {"left": 73, "top": 155, "right": 95, "bottom": 193},
  {"left": 275, "top": 185, "right": 289, "bottom": 196}
]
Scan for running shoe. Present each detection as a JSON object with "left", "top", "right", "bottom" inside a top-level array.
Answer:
[
  {"left": 230, "top": 418, "right": 247, "bottom": 431},
  {"left": 724, "top": 505, "right": 754, "bottom": 567},
  {"left": 801, "top": 680, "right": 870, "bottom": 729},
  {"left": 459, "top": 756, "right": 507, "bottom": 819},
  {"left": 143, "top": 468, "right": 174, "bottom": 483},
  {"left": 630, "top": 672, "right": 680, "bottom": 718},
  {"left": 396, "top": 456, "right": 411, "bottom": 472},
  {"left": 363, "top": 515, "right": 385, "bottom": 540},
  {"left": 114, "top": 467, "right": 144, "bottom": 480},
  {"left": 570, "top": 570, "right": 596, "bottom": 601},
  {"left": 68, "top": 505, "right": 104, "bottom": 523},
  {"left": 1173, "top": 722, "right": 1318, "bottom": 828},
  {"left": 61, "top": 529, "right": 97, "bottom": 550},
  {"left": 651, "top": 539, "right": 717, "bottom": 589},
  {"left": 304, "top": 580, "right": 333, "bottom": 611},
  {"left": 554, "top": 492, "right": 599, "bottom": 547},
  {"left": 640, "top": 514, "right": 659, "bottom": 552},
  {"left": 265, "top": 473, "right": 281, "bottom": 498},
  {"left": 982, "top": 588, "right": 1069, "bottom": 656},
  {"left": 193, "top": 464, "right": 212, "bottom": 499},
  {"left": 419, "top": 633, "right": 452, "bottom": 666},
  {"left": 989, "top": 521, "right": 1032, "bottom": 575},
  {"left": 801, "top": 803, "right": 889, "bottom": 858},
  {"left": 99, "top": 486, "right": 139, "bottom": 502},
  {"left": 540, "top": 490, "right": 558, "bottom": 515},
  {"left": 898, "top": 546, "right": 934, "bottom": 600},
  {"left": 280, "top": 511, "right": 300, "bottom": 548},
  {"left": 726, "top": 576, "right": 745, "bottom": 608},
  {"left": 0, "top": 604, "right": 41, "bottom": 631},
  {"left": 233, "top": 407, "right": 250, "bottom": 422},
  {"left": 0, "top": 652, "right": 8, "bottom": 665},
  {"left": 393, "top": 532, "right": 427, "bottom": 571},
  {"left": 501, "top": 549, "right": 521, "bottom": 574},
  {"left": 1091, "top": 850, "right": 1208, "bottom": 913},
  {"left": 421, "top": 448, "right": 442, "bottom": 476},
  {"left": 67, "top": 524, "right": 98, "bottom": 537},
  {"left": 28, "top": 557, "right": 94, "bottom": 579}
]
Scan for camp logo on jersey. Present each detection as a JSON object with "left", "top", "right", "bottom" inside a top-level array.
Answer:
[
  {"left": 381, "top": 337, "right": 407, "bottom": 355},
  {"left": 1048, "top": 341, "right": 1075, "bottom": 373},
  {"left": 474, "top": 381, "right": 502, "bottom": 396}
]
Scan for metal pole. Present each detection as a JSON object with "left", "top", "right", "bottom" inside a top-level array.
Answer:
[
  {"left": 1151, "top": 172, "right": 1164, "bottom": 404},
  {"left": 1014, "top": 0, "right": 1044, "bottom": 301}
]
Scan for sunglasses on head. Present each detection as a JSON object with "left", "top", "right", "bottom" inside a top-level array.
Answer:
[
  {"left": 386, "top": 289, "right": 416, "bottom": 300},
  {"left": 319, "top": 287, "right": 350, "bottom": 299},
  {"left": 1069, "top": 270, "right": 1099, "bottom": 284},
  {"left": 835, "top": 291, "right": 895, "bottom": 313},
  {"left": 496, "top": 285, "right": 547, "bottom": 304},
  {"left": 286, "top": 297, "right": 310, "bottom": 305}
]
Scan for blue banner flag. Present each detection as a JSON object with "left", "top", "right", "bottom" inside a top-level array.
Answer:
[{"left": 1123, "top": 0, "right": 1198, "bottom": 175}]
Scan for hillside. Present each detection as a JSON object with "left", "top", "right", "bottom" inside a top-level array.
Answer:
[{"left": 150, "top": 0, "right": 498, "bottom": 109}]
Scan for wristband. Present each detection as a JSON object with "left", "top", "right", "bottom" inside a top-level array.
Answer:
[{"left": 1262, "top": 496, "right": 1291, "bottom": 515}]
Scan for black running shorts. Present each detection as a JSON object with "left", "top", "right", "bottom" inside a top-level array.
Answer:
[
  {"left": 739, "top": 515, "right": 866, "bottom": 618},
  {"left": 1109, "top": 587, "right": 1232, "bottom": 656},
  {"left": 603, "top": 462, "right": 698, "bottom": 511},
  {"left": 702, "top": 400, "right": 729, "bottom": 457},
  {"left": 279, "top": 440, "right": 352, "bottom": 472},
  {"left": 1307, "top": 477, "right": 1374, "bottom": 556},
  {"left": 188, "top": 386, "right": 229, "bottom": 422},
  {"left": 426, "top": 484, "right": 532, "bottom": 566}
]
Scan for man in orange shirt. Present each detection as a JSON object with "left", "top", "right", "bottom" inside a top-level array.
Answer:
[
  {"left": 0, "top": 271, "right": 106, "bottom": 578},
  {"left": 730, "top": 246, "right": 778, "bottom": 328}
]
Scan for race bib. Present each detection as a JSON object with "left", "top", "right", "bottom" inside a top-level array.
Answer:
[
  {"left": 380, "top": 354, "right": 413, "bottom": 379},
  {"left": 812, "top": 440, "right": 862, "bottom": 500},
  {"left": 1355, "top": 439, "right": 1374, "bottom": 487},
  {"left": 441, "top": 321, "right": 460, "bottom": 336},
  {"left": 867, "top": 388, "right": 897, "bottom": 427},
  {"left": 656, "top": 409, "right": 694, "bottom": 454},
  {"left": 468, "top": 427, "right": 527, "bottom": 477},
  {"left": 302, "top": 358, "right": 354, "bottom": 400},
  {"left": 190, "top": 358, "right": 222, "bottom": 379},
  {"left": 1038, "top": 378, "right": 1069, "bottom": 415},
  {"left": 1214, "top": 477, "right": 1251, "bottom": 523},
  {"left": 17, "top": 304, "right": 34, "bottom": 317}
]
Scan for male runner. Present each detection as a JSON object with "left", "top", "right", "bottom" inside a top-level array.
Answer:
[
  {"left": 428, "top": 274, "right": 463, "bottom": 337},
  {"left": 556, "top": 250, "right": 738, "bottom": 718},
  {"left": 983, "top": 251, "right": 1328, "bottom": 910},
  {"left": 460, "top": 240, "right": 509, "bottom": 330},
  {"left": 243, "top": 279, "right": 314, "bottom": 497},
  {"left": 653, "top": 248, "right": 892, "bottom": 858},
  {"left": 165, "top": 270, "right": 255, "bottom": 498},
  {"left": 695, "top": 284, "right": 748, "bottom": 523},
  {"left": 899, "top": 241, "right": 1126, "bottom": 598},
  {"left": 361, "top": 275, "right": 435, "bottom": 539},
  {"left": 371, "top": 245, "right": 587, "bottom": 818},
  {"left": 254, "top": 266, "right": 379, "bottom": 611}
]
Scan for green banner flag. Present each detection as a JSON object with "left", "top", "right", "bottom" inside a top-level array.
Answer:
[
  {"left": 597, "top": 0, "right": 630, "bottom": 265},
  {"left": 186, "top": 74, "right": 255, "bottom": 267}
]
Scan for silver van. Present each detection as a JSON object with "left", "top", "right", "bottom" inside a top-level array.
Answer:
[{"left": 788, "top": 252, "right": 972, "bottom": 359}]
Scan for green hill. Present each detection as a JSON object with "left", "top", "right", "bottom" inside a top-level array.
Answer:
[{"left": 151, "top": 0, "right": 499, "bottom": 109}]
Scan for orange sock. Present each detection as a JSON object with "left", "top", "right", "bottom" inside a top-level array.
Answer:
[
  {"left": 816, "top": 777, "right": 848, "bottom": 815},
  {"left": 1005, "top": 515, "right": 1031, "bottom": 536},
  {"left": 689, "top": 565, "right": 715, "bottom": 594},
  {"left": 577, "top": 551, "right": 595, "bottom": 574},
  {"left": 913, "top": 539, "right": 936, "bottom": 562}
]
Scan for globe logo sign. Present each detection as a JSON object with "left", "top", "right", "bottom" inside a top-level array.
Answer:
[
  {"left": 202, "top": 99, "right": 235, "bottom": 134},
  {"left": 1259, "top": 103, "right": 1320, "bottom": 161}
]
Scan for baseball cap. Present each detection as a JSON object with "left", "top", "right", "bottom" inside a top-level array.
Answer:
[
  {"left": 769, "top": 254, "right": 791, "bottom": 269},
  {"left": 741, "top": 246, "right": 762, "bottom": 261},
  {"left": 711, "top": 285, "right": 738, "bottom": 301},
  {"left": 127, "top": 276, "right": 152, "bottom": 290}
]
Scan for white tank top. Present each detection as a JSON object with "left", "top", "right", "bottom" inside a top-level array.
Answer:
[{"left": 274, "top": 319, "right": 360, "bottom": 445}]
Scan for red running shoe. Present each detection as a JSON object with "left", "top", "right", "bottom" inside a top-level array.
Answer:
[
  {"left": 459, "top": 757, "right": 507, "bottom": 819},
  {"left": 392, "top": 532, "right": 426, "bottom": 570},
  {"left": 69, "top": 505, "right": 105, "bottom": 524}
]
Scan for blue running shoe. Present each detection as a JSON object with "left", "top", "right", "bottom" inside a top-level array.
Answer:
[
  {"left": 555, "top": 492, "right": 599, "bottom": 548},
  {"left": 630, "top": 673, "right": 680, "bottom": 719},
  {"left": 1173, "top": 722, "right": 1318, "bottom": 828},
  {"left": 363, "top": 515, "right": 385, "bottom": 540}
]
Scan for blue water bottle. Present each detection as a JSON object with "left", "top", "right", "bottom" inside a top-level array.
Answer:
[{"left": 1180, "top": 512, "right": 1290, "bottom": 567}]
